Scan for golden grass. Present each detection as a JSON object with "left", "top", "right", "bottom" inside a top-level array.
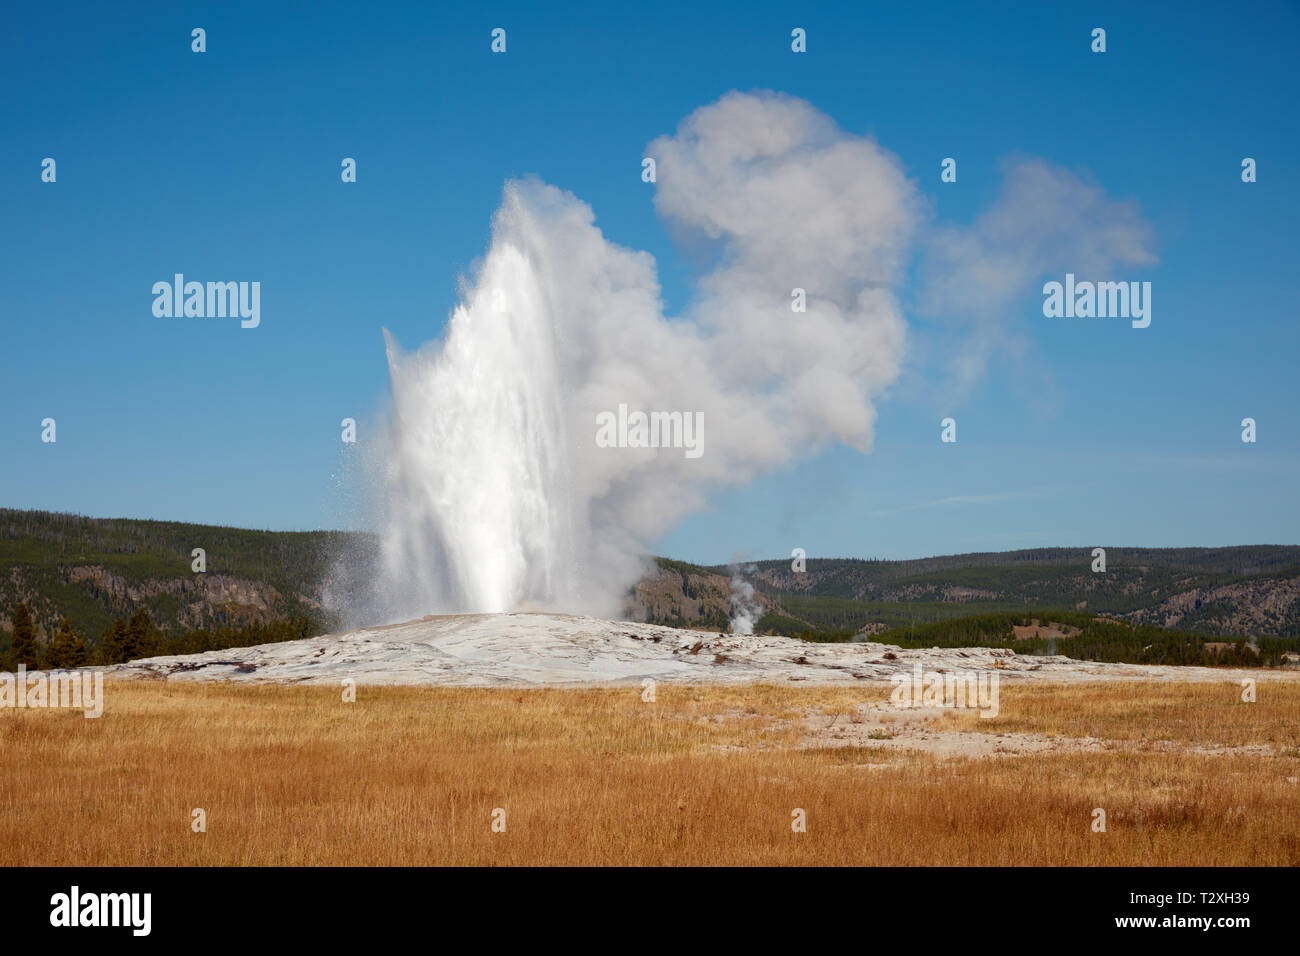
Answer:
[
  {"left": 938, "top": 680, "right": 1300, "bottom": 749},
  {"left": 1, "top": 679, "right": 1297, "bottom": 865}
]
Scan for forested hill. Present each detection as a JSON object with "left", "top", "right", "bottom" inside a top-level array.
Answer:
[
  {"left": 4, "top": 508, "right": 1300, "bottom": 646},
  {"left": 636, "top": 547, "right": 1300, "bottom": 639},
  {"left": 0, "top": 508, "right": 369, "bottom": 641}
]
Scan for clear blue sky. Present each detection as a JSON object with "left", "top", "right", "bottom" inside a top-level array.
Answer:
[{"left": 2, "top": 0, "right": 1297, "bottom": 562}]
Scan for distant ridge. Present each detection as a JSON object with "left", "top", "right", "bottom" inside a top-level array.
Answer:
[{"left": 2, "top": 508, "right": 1299, "bottom": 644}]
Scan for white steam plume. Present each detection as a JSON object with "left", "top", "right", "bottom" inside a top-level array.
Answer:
[
  {"left": 360, "top": 91, "right": 1155, "bottom": 625},
  {"left": 369, "top": 91, "right": 917, "bottom": 621},
  {"left": 728, "top": 563, "right": 763, "bottom": 635},
  {"left": 918, "top": 157, "right": 1158, "bottom": 399}
]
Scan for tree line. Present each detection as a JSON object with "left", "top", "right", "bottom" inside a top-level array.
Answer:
[
  {"left": 1, "top": 602, "right": 319, "bottom": 669},
  {"left": 870, "top": 611, "right": 1298, "bottom": 667}
]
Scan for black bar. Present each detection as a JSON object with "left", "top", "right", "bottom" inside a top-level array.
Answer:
[{"left": 7, "top": 866, "right": 1284, "bottom": 942}]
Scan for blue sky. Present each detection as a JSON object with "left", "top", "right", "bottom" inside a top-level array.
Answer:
[{"left": 2, "top": 0, "right": 1297, "bottom": 563}]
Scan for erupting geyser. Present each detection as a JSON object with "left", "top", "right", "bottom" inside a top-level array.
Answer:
[
  {"left": 368, "top": 91, "right": 921, "bottom": 622},
  {"left": 379, "top": 234, "right": 581, "bottom": 617}
]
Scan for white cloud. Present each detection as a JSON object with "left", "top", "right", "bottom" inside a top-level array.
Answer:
[
  {"left": 917, "top": 157, "right": 1158, "bottom": 398},
  {"left": 360, "top": 95, "right": 1159, "bottom": 622}
]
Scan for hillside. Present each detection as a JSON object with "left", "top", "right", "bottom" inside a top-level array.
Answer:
[
  {"left": 634, "top": 549, "right": 1300, "bottom": 640},
  {"left": 0, "top": 509, "right": 369, "bottom": 642},
  {"left": 4, "top": 509, "right": 1300, "bottom": 653}
]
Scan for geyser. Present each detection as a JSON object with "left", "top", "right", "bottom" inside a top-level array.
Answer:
[
  {"left": 378, "top": 237, "right": 581, "bottom": 618},
  {"left": 359, "top": 90, "right": 1158, "bottom": 626},
  {"left": 370, "top": 91, "right": 919, "bottom": 622}
]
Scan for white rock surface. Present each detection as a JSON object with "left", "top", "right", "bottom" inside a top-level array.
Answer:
[{"left": 102, "top": 612, "right": 1299, "bottom": 687}]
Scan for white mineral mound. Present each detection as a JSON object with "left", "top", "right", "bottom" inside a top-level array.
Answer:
[{"left": 103, "top": 612, "right": 1287, "bottom": 687}]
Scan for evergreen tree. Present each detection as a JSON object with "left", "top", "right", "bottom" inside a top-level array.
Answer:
[
  {"left": 44, "top": 619, "right": 88, "bottom": 669},
  {"left": 10, "top": 603, "right": 39, "bottom": 668},
  {"left": 98, "top": 618, "right": 128, "bottom": 665},
  {"left": 123, "top": 609, "right": 159, "bottom": 661}
]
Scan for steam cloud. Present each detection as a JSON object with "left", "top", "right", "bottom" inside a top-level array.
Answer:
[
  {"left": 359, "top": 91, "right": 1154, "bottom": 624},
  {"left": 728, "top": 564, "right": 763, "bottom": 635},
  {"left": 919, "top": 157, "right": 1157, "bottom": 399}
]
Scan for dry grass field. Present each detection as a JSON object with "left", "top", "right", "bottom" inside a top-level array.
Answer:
[{"left": 2, "top": 678, "right": 1298, "bottom": 866}]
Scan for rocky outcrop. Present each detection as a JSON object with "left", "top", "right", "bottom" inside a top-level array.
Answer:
[
  {"left": 1, "top": 564, "right": 319, "bottom": 637},
  {"left": 1122, "top": 577, "right": 1300, "bottom": 636}
]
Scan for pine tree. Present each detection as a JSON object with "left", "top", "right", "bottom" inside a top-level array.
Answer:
[
  {"left": 98, "top": 619, "right": 128, "bottom": 665},
  {"left": 10, "top": 603, "right": 39, "bottom": 668},
  {"left": 124, "top": 609, "right": 158, "bottom": 661},
  {"left": 44, "top": 619, "right": 88, "bottom": 669}
]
